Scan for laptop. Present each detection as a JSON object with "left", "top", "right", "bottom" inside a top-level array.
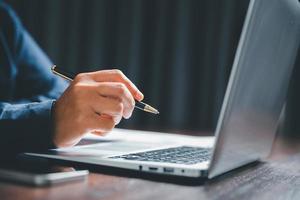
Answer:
[{"left": 27, "top": 0, "right": 300, "bottom": 179}]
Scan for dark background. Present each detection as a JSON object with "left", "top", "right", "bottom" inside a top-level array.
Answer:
[{"left": 4, "top": 0, "right": 300, "bottom": 136}]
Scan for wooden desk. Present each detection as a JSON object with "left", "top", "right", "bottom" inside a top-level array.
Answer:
[{"left": 1, "top": 132, "right": 300, "bottom": 200}]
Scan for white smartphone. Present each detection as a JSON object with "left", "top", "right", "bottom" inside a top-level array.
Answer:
[{"left": 0, "top": 164, "right": 89, "bottom": 186}]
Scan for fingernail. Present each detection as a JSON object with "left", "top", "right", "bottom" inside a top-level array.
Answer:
[{"left": 135, "top": 92, "right": 144, "bottom": 101}]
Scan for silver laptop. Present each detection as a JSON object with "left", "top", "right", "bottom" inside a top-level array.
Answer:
[{"left": 27, "top": 0, "right": 300, "bottom": 179}]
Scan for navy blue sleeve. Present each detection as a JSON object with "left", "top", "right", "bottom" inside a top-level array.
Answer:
[{"left": 0, "top": 2, "right": 68, "bottom": 156}]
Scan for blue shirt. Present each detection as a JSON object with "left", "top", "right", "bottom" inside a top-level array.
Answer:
[{"left": 0, "top": 2, "right": 68, "bottom": 155}]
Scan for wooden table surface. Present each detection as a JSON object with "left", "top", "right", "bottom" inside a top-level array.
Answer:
[{"left": 1, "top": 131, "right": 300, "bottom": 200}]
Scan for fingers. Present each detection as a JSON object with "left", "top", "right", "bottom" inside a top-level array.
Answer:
[
  {"left": 54, "top": 69, "right": 141, "bottom": 148},
  {"left": 94, "top": 82, "right": 136, "bottom": 119},
  {"left": 87, "top": 113, "right": 115, "bottom": 136},
  {"left": 90, "top": 95, "right": 123, "bottom": 124},
  {"left": 84, "top": 69, "right": 144, "bottom": 101},
  {"left": 54, "top": 69, "right": 142, "bottom": 148}
]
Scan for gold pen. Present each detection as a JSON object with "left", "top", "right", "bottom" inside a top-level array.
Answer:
[{"left": 51, "top": 65, "right": 159, "bottom": 114}]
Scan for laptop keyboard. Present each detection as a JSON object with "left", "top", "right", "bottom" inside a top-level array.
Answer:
[{"left": 110, "top": 146, "right": 212, "bottom": 165}]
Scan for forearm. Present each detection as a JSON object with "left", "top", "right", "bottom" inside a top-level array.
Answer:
[
  {"left": 0, "top": 100, "right": 55, "bottom": 156},
  {"left": 0, "top": 3, "right": 69, "bottom": 156}
]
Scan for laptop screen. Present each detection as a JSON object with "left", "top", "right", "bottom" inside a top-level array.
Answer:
[{"left": 209, "top": 0, "right": 300, "bottom": 178}]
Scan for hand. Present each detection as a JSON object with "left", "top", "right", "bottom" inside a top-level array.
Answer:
[{"left": 52, "top": 69, "right": 144, "bottom": 148}]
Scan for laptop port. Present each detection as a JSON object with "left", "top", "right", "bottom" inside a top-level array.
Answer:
[
  {"left": 148, "top": 167, "right": 158, "bottom": 171},
  {"left": 163, "top": 168, "right": 174, "bottom": 173}
]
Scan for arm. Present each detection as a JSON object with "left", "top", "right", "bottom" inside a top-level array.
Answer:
[
  {"left": 0, "top": 3, "right": 67, "bottom": 155},
  {"left": 0, "top": 3, "right": 144, "bottom": 154}
]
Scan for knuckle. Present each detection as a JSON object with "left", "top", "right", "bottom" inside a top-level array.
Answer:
[
  {"left": 116, "top": 83, "right": 126, "bottom": 95},
  {"left": 72, "top": 83, "right": 82, "bottom": 93},
  {"left": 115, "top": 102, "right": 124, "bottom": 113},
  {"left": 74, "top": 73, "right": 87, "bottom": 82},
  {"left": 113, "top": 69, "right": 123, "bottom": 76},
  {"left": 113, "top": 69, "right": 127, "bottom": 80},
  {"left": 72, "top": 84, "right": 86, "bottom": 98}
]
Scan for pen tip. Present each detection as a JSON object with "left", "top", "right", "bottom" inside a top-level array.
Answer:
[{"left": 144, "top": 104, "right": 159, "bottom": 115}]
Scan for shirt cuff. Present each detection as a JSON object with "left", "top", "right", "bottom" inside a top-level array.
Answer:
[{"left": 0, "top": 100, "right": 57, "bottom": 155}]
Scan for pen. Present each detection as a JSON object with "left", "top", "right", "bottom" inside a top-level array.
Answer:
[{"left": 51, "top": 65, "right": 159, "bottom": 115}]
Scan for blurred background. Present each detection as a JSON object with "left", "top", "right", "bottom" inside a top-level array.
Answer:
[{"left": 4, "top": 0, "right": 300, "bottom": 136}]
